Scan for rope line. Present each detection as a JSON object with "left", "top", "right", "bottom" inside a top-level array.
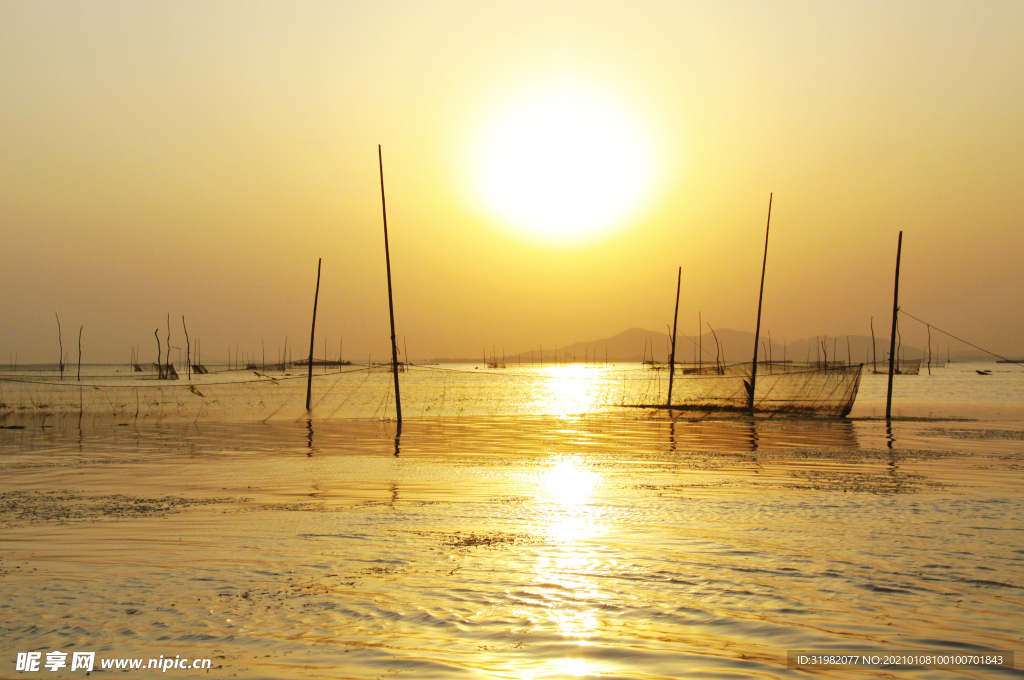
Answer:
[{"left": 899, "top": 309, "right": 1024, "bottom": 368}]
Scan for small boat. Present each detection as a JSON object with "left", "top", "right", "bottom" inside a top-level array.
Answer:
[{"left": 976, "top": 369, "right": 992, "bottom": 375}]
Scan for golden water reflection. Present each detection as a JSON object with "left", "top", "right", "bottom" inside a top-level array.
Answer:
[
  {"left": 542, "top": 456, "right": 600, "bottom": 506},
  {"left": 553, "top": 656, "right": 601, "bottom": 677},
  {"left": 527, "top": 453, "right": 610, "bottom": 674},
  {"left": 535, "top": 366, "right": 606, "bottom": 416}
]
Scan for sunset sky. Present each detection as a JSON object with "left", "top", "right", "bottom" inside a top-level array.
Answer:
[{"left": 1, "top": 1, "right": 1022, "bottom": 363}]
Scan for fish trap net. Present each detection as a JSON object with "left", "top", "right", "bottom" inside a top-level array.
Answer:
[
  {"left": 0, "top": 361, "right": 862, "bottom": 425},
  {"left": 621, "top": 362, "right": 863, "bottom": 417}
]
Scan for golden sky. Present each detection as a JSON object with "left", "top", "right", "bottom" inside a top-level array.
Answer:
[{"left": 1, "top": 1, "right": 1022, "bottom": 363}]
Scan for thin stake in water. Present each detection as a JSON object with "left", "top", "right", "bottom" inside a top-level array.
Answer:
[
  {"left": 306, "top": 257, "right": 322, "bottom": 412},
  {"left": 378, "top": 145, "right": 402, "bottom": 432},
  {"left": 667, "top": 266, "right": 681, "bottom": 408},
  {"left": 55, "top": 313, "right": 64, "bottom": 380},
  {"left": 748, "top": 192, "right": 772, "bottom": 413},
  {"left": 871, "top": 317, "right": 877, "bottom": 372},
  {"left": 182, "top": 316, "right": 191, "bottom": 380},
  {"left": 886, "top": 231, "right": 904, "bottom": 420}
]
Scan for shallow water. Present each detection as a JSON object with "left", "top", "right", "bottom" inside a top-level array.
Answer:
[{"left": 1, "top": 365, "right": 1023, "bottom": 678}]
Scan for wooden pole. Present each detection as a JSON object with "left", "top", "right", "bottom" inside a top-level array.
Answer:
[
  {"left": 155, "top": 329, "right": 162, "bottom": 378},
  {"left": 927, "top": 324, "right": 932, "bottom": 376},
  {"left": 378, "top": 145, "right": 402, "bottom": 432},
  {"left": 182, "top": 316, "right": 191, "bottom": 380},
  {"left": 667, "top": 266, "right": 681, "bottom": 408},
  {"left": 306, "top": 257, "right": 322, "bottom": 412},
  {"left": 166, "top": 314, "right": 172, "bottom": 376},
  {"left": 748, "top": 192, "right": 772, "bottom": 412},
  {"left": 55, "top": 313, "right": 64, "bottom": 380},
  {"left": 871, "top": 317, "right": 876, "bottom": 372},
  {"left": 885, "top": 231, "right": 903, "bottom": 420},
  {"left": 77, "top": 325, "right": 82, "bottom": 381},
  {"left": 709, "top": 323, "right": 721, "bottom": 372}
]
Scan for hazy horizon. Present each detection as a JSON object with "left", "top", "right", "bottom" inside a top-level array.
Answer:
[{"left": 2, "top": 1, "right": 1022, "bottom": 364}]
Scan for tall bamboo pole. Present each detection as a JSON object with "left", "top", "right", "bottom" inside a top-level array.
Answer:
[
  {"left": 378, "top": 145, "right": 402, "bottom": 432},
  {"left": 748, "top": 193, "right": 772, "bottom": 412},
  {"left": 55, "top": 313, "right": 64, "bottom": 380},
  {"left": 305, "top": 258, "right": 322, "bottom": 412},
  {"left": 182, "top": 316, "right": 191, "bottom": 380},
  {"left": 871, "top": 317, "right": 876, "bottom": 372},
  {"left": 667, "top": 267, "right": 681, "bottom": 408},
  {"left": 927, "top": 324, "right": 932, "bottom": 375},
  {"left": 885, "top": 231, "right": 903, "bottom": 420}
]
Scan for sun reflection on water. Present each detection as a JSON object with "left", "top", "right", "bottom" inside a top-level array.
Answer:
[
  {"left": 553, "top": 657, "right": 601, "bottom": 677},
  {"left": 524, "top": 452, "right": 610, "bottom": 674},
  {"left": 542, "top": 456, "right": 600, "bottom": 507},
  {"left": 536, "top": 366, "right": 604, "bottom": 416}
]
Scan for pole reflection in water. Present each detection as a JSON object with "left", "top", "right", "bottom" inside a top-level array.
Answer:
[{"left": 306, "top": 418, "right": 314, "bottom": 456}]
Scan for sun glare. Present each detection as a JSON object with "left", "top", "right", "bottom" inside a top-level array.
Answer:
[{"left": 476, "top": 82, "right": 654, "bottom": 240}]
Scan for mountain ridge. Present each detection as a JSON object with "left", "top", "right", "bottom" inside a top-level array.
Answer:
[{"left": 427, "top": 328, "right": 962, "bottom": 364}]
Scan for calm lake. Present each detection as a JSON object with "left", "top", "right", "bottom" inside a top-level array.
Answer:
[{"left": 2, "top": 363, "right": 1022, "bottom": 678}]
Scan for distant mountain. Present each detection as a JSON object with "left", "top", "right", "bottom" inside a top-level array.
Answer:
[
  {"left": 430, "top": 328, "right": 940, "bottom": 365},
  {"left": 531, "top": 328, "right": 929, "bottom": 365}
]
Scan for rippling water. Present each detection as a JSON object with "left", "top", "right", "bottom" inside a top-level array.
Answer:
[{"left": 1, "top": 364, "right": 1023, "bottom": 678}]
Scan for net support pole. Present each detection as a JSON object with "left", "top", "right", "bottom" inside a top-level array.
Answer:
[
  {"left": 305, "top": 257, "right": 322, "bottom": 412},
  {"left": 667, "top": 266, "right": 681, "bottom": 408},
  {"left": 75, "top": 325, "right": 81, "bottom": 383},
  {"left": 748, "top": 192, "right": 772, "bottom": 413},
  {"left": 927, "top": 324, "right": 932, "bottom": 375},
  {"left": 378, "top": 145, "right": 403, "bottom": 433},
  {"left": 871, "top": 317, "right": 876, "bottom": 372},
  {"left": 885, "top": 231, "right": 903, "bottom": 420}
]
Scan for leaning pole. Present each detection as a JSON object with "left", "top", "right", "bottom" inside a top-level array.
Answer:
[
  {"left": 748, "top": 193, "right": 773, "bottom": 413},
  {"left": 378, "top": 145, "right": 403, "bottom": 433},
  {"left": 885, "top": 231, "right": 903, "bottom": 421},
  {"left": 667, "top": 267, "right": 681, "bottom": 408},
  {"left": 305, "top": 257, "right": 322, "bottom": 412}
]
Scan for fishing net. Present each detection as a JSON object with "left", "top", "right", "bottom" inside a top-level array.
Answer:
[
  {"left": 1, "top": 360, "right": 862, "bottom": 424},
  {"left": 871, "top": 359, "right": 921, "bottom": 375},
  {"left": 628, "top": 362, "right": 863, "bottom": 416}
]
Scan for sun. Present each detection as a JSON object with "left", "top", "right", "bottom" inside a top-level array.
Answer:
[{"left": 475, "top": 82, "right": 654, "bottom": 241}]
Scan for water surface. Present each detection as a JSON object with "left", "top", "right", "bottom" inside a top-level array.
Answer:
[{"left": 1, "top": 364, "right": 1022, "bottom": 678}]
